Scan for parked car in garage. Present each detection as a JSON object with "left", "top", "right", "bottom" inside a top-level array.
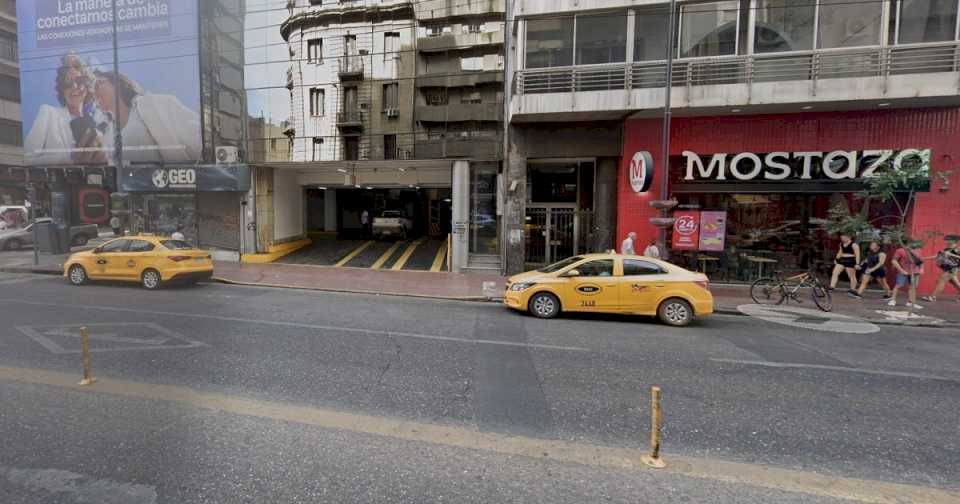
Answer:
[
  {"left": 372, "top": 210, "right": 414, "bottom": 240},
  {"left": 0, "top": 219, "right": 99, "bottom": 251}
]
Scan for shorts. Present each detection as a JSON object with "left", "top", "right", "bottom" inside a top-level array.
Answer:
[
  {"left": 838, "top": 258, "right": 857, "bottom": 268},
  {"left": 896, "top": 273, "right": 920, "bottom": 288},
  {"left": 866, "top": 267, "right": 886, "bottom": 279}
]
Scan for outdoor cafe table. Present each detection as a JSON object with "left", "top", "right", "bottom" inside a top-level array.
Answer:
[{"left": 746, "top": 255, "right": 778, "bottom": 279}]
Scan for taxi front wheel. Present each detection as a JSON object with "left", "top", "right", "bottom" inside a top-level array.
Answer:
[
  {"left": 67, "top": 265, "right": 87, "bottom": 286},
  {"left": 658, "top": 298, "right": 694, "bottom": 327},
  {"left": 529, "top": 292, "right": 560, "bottom": 319}
]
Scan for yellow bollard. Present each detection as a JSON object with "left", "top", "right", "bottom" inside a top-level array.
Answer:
[
  {"left": 641, "top": 386, "right": 666, "bottom": 468},
  {"left": 77, "top": 327, "right": 96, "bottom": 386}
]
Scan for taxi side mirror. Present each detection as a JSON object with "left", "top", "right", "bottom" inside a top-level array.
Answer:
[
  {"left": 562, "top": 269, "right": 581, "bottom": 278},
  {"left": 92, "top": 247, "right": 102, "bottom": 254}
]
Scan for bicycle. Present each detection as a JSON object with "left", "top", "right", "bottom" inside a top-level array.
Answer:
[{"left": 750, "top": 269, "right": 833, "bottom": 312}]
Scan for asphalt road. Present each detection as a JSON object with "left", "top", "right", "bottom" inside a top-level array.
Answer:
[{"left": 0, "top": 272, "right": 958, "bottom": 503}]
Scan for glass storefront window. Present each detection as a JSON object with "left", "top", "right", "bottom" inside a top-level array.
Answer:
[
  {"left": 897, "top": 0, "right": 958, "bottom": 44},
  {"left": 755, "top": 0, "right": 816, "bottom": 53},
  {"left": 525, "top": 17, "right": 575, "bottom": 68},
  {"left": 575, "top": 12, "right": 628, "bottom": 65},
  {"left": 679, "top": 1, "right": 739, "bottom": 58},
  {"left": 634, "top": 7, "right": 671, "bottom": 61},
  {"left": 818, "top": 0, "right": 883, "bottom": 49}
]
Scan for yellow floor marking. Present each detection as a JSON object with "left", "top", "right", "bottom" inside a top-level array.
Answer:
[
  {"left": 430, "top": 241, "right": 448, "bottom": 272},
  {"left": 371, "top": 241, "right": 405, "bottom": 270},
  {"left": 334, "top": 241, "right": 374, "bottom": 267},
  {"left": 0, "top": 365, "right": 956, "bottom": 504},
  {"left": 391, "top": 238, "right": 426, "bottom": 271}
]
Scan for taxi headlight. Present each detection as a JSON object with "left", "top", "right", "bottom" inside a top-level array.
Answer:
[{"left": 510, "top": 282, "right": 536, "bottom": 292}]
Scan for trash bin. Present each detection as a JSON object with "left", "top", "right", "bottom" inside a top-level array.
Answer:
[
  {"left": 56, "top": 224, "right": 71, "bottom": 254},
  {"left": 35, "top": 222, "right": 71, "bottom": 254},
  {"left": 35, "top": 222, "right": 57, "bottom": 253}
]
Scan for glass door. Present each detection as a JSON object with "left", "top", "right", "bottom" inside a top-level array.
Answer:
[{"left": 469, "top": 164, "right": 498, "bottom": 255}]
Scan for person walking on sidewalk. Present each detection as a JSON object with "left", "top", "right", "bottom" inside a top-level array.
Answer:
[
  {"left": 830, "top": 233, "right": 860, "bottom": 293},
  {"left": 851, "top": 241, "right": 891, "bottom": 299},
  {"left": 361, "top": 209, "right": 371, "bottom": 239},
  {"left": 643, "top": 239, "right": 661, "bottom": 259},
  {"left": 621, "top": 232, "right": 637, "bottom": 255},
  {"left": 922, "top": 235, "right": 960, "bottom": 303},
  {"left": 888, "top": 240, "right": 925, "bottom": 309}
]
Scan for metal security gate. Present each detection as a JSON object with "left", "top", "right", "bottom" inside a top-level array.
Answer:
[{"left": 525, "top": 206, "right": 593, "bottom": 267}]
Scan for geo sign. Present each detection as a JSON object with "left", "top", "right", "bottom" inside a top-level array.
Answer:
[{"left": 629, "top": 151, "right": 654, "bottom": 193}]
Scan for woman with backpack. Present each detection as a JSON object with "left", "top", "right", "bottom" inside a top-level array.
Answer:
[
  {"left": 888, "top": 240, "right": 927, "bottom": 309},
  {"left": 922, "top": 235, "right": 960, "bottom": 303}
]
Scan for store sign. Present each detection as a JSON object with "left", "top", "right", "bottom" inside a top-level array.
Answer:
[
  {"left": 698, "top": 211, "right": 727, "bottom": 252},
  {"left": 682, "top": 149, "right": 931, "bottom": 182},
  {"left": 672, "top": 211, "right": 700, "bottom": 251},
  {"left": 152, "top": 168, "right": 197, "bottom": 190},
  {"left": 629, "top": 151, "right": 654, "bottom": 193},
  {"left": 120, "top": 165, "right": 250, "bottom": 192}
]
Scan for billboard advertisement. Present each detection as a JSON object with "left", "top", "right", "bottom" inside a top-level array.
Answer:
[
  {"left": 698, "top": 211, "right": 727, "bottom": 252},
  {"left": 16, "top": 0, "right": 201, "bottom": 166}
]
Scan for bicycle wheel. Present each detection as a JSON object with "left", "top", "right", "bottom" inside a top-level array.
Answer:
[
  {"left": 811, "top": 283, "right": 832, "bottom": 312},
  {"left": 750, "top": 277, "right": 785, "bottom": 305}
]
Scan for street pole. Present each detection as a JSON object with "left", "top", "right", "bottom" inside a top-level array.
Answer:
[
  {"left": 659, "top": 0, "right": 677, "bottom": 249},
  {"left": 111, "top": 0, "right": 123, "bottom": 187},
  {"left": 27, "top": 170, "right": 38, "bottom": 266}
]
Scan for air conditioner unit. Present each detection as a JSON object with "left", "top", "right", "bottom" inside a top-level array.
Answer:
[
  {"left": 215, "top": 146, "right": 239, "bottom": 164},
  {"left": 385, "top": 108, "right": 400, "bottom": 118}
]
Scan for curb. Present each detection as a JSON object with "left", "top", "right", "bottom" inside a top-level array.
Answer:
[
  {"left": 714, "top": 306, "right": 957, "bottom": 329},
  {"left": 212, "top": 276, "right": 493, "bottom": 303},
  {"left": 0, "top": 266, "right": 61, "bottom": 276}
]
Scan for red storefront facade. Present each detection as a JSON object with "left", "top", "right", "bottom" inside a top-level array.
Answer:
[{"left": 619, "top": 108, "right": 960, "bottom": 292}]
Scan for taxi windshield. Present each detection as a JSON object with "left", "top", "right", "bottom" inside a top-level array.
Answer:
[{"left": 538, "top": 256, "right": 583, "bottom": 273}]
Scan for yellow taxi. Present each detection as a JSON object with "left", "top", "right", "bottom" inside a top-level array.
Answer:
[
  {"left": 64, "top": 235, "right": 213, "bottom": 290},
  {"left": 504, "top": 253, "right": 713, "bottom": 326}
]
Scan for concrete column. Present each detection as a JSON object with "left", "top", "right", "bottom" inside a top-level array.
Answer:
[
  {"left": 503, "top": 125, "right": 527, "bottom": 275},
  {"left": 593, "top": 157, "right": 620, "bottom": 253},
  {"left": 451, "top": 160, "right": 470, "bottom": 273},
  {"left": 324, "top": 189, "right": 337, "bottom": 232}
]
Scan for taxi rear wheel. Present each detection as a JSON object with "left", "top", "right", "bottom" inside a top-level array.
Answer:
[
  {"left": 141, "top": 269, "right": 162, "bottom": 290},
  {"left": 658, "top": 298, "right": 694, "bottom": 327},
  {"left": 529, "top": 292, "right": 561, "bottom": 319},
  {"left": 67, "top": 265, "right": 88, "bottom": 286}
]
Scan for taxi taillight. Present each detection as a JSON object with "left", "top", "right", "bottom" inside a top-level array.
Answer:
[{"left": 695, "top": 280, "right": 710, "bottom": 291}]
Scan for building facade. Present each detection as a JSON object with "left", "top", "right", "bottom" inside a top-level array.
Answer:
[
  {"left": 252, "top": 0, "right": 506, "bottom": 271},
  {"left": 506, "top": 0, "right": 960, "bottom": 291}
]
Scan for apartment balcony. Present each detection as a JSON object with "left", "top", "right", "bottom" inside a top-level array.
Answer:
[
  {"left": 512, "top": 42, "right": 960, "bottom": 121},
  {"left": 336, "top": 109, "right": 364, "bottom": 129},
  {"left": 418, "top": 30, "right": 504, "bottom": 52},
  {"left": 416, "top": 103, "right": 501, "bottom": 123},
  {"left": 338, "top": 56, "right": 364, "bottom": 80},
  {"left": 286, "top": 67, "right": 294, "bottom": 90},
  {"left": 417, "top": 69, "right": 504, "bottom": 89},
  {"left": 415, "top": 0, "right": 504, "bottom": 21}
]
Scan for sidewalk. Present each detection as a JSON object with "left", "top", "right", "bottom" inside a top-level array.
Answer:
[
  {"left": 710, "top": 284, "right": 958, "bottom": 328},
  {"left": 213, "top": 262, "right": 504, "bottom": 301}
]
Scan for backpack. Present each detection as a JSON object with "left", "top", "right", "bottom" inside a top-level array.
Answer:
[{"left": 936, "top": 249, "right": 960, "bottom": 270}]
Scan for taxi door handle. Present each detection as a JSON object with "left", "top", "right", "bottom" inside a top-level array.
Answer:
[
  {"left": 97, "top": 259, "right": 107, "bottom": 265},
  {"left": 654, "top": 284, "right": 666, "bottom": 288}
]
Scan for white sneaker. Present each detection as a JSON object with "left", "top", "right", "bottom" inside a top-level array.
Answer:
[
  {"left": 887, "top": 300, "right": 896, "bottom": 306},
  {"left": 906, "top": 302, "right": 924, "bottom": 309}
]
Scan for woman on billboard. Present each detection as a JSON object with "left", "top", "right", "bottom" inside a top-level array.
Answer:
[
  {"left": 93, "top": 70, "right": 202, "bottom": 163},
  {"left": 24, "top": 53, "right": 109, "bottom": 165}
]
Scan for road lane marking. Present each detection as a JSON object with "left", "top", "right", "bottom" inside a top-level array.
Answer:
[
  {"left": 0, "top": 365, "right": 956, "bottom": 504},
  {"left": 371, "top": 241, "right": 405, "bottom": 270},
  {"left": 430, "top": 241, "right": 447, "bottom": 272},
  {"left": 15, "top": 322, "right": 207, "bottom": 354},
  {"left": 0, "top": 299, "right": 587, "bottom": 352},
  {"left": 709, "top": 358, "right": 960, "bottom": 382},
  {"left": 334, "top": 241, "right": 374, "bottom": 267},
  {"left": 391, "top": 238, "right": 425, "bottom": 271}
]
